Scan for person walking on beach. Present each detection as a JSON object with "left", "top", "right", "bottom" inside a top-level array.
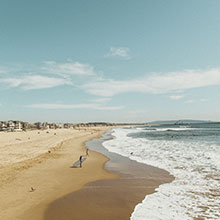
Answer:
[
  {"left": 86, "top": 148, "right": 89, "bottom": 156},
  {"left": 79, "top": 155, "right": 83, "bottom": 168}
]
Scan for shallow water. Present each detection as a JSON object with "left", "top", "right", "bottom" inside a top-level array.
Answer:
[{"left": 102, "top": 124, "right": 220, "bottom": 220}]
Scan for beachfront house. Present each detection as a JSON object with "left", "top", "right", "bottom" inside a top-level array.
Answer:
[
  {"left": 48, "top": 123, "right": 57, "bottom": 129},
  {"left": 22, "top": 122, "right": 30, "bottom": 130},
  {"left": 14, "top": 121, "right": 23, "bottom": 131},
  {"left": 8, "top": 120, "right": 15, "bottom": 131},
  {"left": 0, "top": 121, "right": 7, "bottom": 131},
  {"left": 0, "top": 120, "right": 41, "bottom": 132},
  {"left": 34, "top": 122, "right": 50, "bottom": 130}
]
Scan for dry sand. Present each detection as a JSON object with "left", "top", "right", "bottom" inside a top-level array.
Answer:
[{"left": 0, "top": 127, "right": 118, "bottom": 220}]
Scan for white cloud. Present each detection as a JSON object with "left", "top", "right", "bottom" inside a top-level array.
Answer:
[
  {"left": 169, "top": 95, "right": 184, "bottom": 100},
  {"left": 26, "top": 103, "right": 123, "bottom": 111},
  {"left": 0, "top": 61, "right": 95, "bottom": 91},
  {"left": 83, "top": 68, "right": 220, "bottom": 97},
  {"left": 1, "top": 75, "right": 72, "bottom": 90},
  {"left": 105, "top": 47, "right": 131, "bottom": 59},
  {"left": 42, "top": 61, "right": 95, "bottom": 77}
]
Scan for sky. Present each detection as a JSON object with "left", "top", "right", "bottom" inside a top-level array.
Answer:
[{"left": 0, "top": 0, "right": 220, "bottom": 123}]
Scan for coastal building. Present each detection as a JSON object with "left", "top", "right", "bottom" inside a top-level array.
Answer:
[
  {"left": 23, "top": 122, "right": 36, "bottom": 130},
  {"left": 0, "top": 120, "right": 123, "bottom": 132},
  {"left": 0, "top": 121, "right": 7, "bottom": 131},
  {"left": 0, "top": 120, "right": 34, "bottom": 132},
  {"left": 14, "top": 121, "right": 23, "bottom": 131},
  {"left": 8, "top": 120, "right": 15, "bottom": 131},
  {"left": 64, "top": 123, "right": 72, "bottom": 129},
  {"left": 49, "top": 123, "right": 57, "bottom": 129}
]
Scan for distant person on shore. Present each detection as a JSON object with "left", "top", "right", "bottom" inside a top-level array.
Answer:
[
  {"left": 86, "top": 148, "right": 89, "bottom": 156},
  {"left": 30, "top": 187, "right": 35, "bottom": 192},
  {"left": 79, "top": 155, "right": 83, "bottom": 168}
]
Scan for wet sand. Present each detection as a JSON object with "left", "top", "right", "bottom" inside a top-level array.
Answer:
[{"left": 44, "top": 131, "right": 174, "bottom": 220}]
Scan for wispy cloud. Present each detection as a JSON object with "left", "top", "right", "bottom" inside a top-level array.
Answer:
[
  {"left": 1, "top": 75, "right": 72, "bottom": 90},
  {"left": 169, "top": 95, "right": 184, "bottom": 100},
  {"left": 26, "top": 103, "right": 123, "bottom": 111},
  {"left": 42, "top": 61, "right": 95, "bottom": 77},
  {"left": 105, "top": 47, "right": 131, "bottom": 59},
  {"left": 83, "top": 68, "right": 220, "bottom": 96},
  {"left": 2, "top": 62, "right": 220, "bottom": 100},
  {"left": 0, "top": 61, "right": 96, "bottom": 91}
]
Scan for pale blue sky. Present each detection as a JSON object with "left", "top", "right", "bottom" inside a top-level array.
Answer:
[{"left": 0, "top": 0, "right": 220, "bottom": 123}]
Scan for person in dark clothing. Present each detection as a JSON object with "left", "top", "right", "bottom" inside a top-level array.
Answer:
[{"left": 79, "top": 155, "right": 83, "bottom": 168}]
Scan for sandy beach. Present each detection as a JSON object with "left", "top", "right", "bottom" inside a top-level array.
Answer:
[
  {"left": 0, "top": 127, "right": 173, "bottom": 220},
  {"left": 0, "top": 127, "right": 118, "bottom": 220}
]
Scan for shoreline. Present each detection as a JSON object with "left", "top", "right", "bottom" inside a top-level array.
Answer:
[
  {"left": 0, "top": 127, "right": 118, "bottom": 220},
  {"left": 44, "top": 129, "right": 174, "bottom": 220}
]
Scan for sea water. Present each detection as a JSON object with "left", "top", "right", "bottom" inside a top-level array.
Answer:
[{"left": 102, "top": 123, "right": 220, "bottom": 219}]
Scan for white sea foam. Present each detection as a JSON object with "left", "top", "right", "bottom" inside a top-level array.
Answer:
[{"left": 103, "top": 128, "right": 220, "bottom": 220}]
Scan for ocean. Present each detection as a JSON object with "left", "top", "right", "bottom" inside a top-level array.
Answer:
[{"left": 102, "top": 123, "right": 220, "bottom": 220}]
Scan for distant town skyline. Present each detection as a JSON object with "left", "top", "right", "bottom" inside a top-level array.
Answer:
[
  {"left": 1, "top": 0, "right": 220, "bottom": 123},
  {"left": 0, "top": 120, "right": 123, "bottom": 132}
]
